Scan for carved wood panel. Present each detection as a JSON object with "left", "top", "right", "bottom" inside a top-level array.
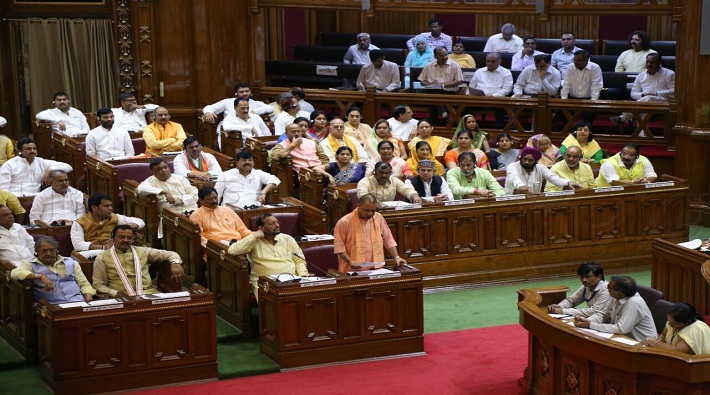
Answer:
[
  {"left": 401, "top": 218, "right": 447, "bottom": 258},
  {"left": 399, "top": 286, "right": 422, "bottom": 333},
  {"left": 593, "top": 202, "right": 620, "bottom": 240},
  {"left": 640, "top": 197, "right": 666, "bottom": 235},
  {"left": 450, "top": 214, "right": 481, "bottom": 253},
  {"left": 557, "top": 353, "right": 589, "bottom": 395},
  {"left": 547, "top": 206, "right": 574, "bottom": 244},
  {"left": 304, "top": 296, "right": 338, "bottom": 342},
  {"left": 280, "top": 300, "right": 301, "bottom": 347},
  {"left": 499, "top": 210, "right": 527, "bottom": 248},
  {"left": 364, "top": 290, "right": 397, "bottom": 337},
  {"left": 593, "top": 364, "right": 638, "bottom": 395},
  {"left": 85, "top": 323, "right": 122, "bottom": 370},
  {"left": 151, "top": 315, "right": 188, "bottom": 362},
  {"left": 338, "top": 293, "right": 362, "bottom": 340}
]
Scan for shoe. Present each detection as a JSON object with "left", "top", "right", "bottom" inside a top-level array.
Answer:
[{"left": 609, "top": 116, "right": 623, "bottom": 126}]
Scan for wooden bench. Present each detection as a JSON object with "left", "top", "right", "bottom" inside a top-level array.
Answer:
[
  {"left": 244, "top": 135, "right": 279, "bottom": 172},
  {"left": 265, "top": 60, "right": 363, "bottom": 88},
  {"left": 294, "top": 45, "right": 407, "bottom": 65},
  {"left": 603, "top": 39, "right": 676, "bottom": 56},
  {"left": 86, "top": 155, "right": 173, "bottom": 213}
]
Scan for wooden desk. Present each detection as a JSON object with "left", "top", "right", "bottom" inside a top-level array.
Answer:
[
  {"left": 331, "top": 179, "right": 689, "bottom": 288},
  {"left": 518, "top": 286, "right": 710, "bottom": 394},
  {"left": 51, "top": 132, "right": 85, "bottom": 187},
  {"left": 652, "top": 238, "right": 710, "bottom": 315},
  {"left": 244, "top": 135, "right": 278, "bottom": 172},
  {"left": 0, "top": 227, "right": 52, "bottom": 364},
  {"left": 36, "top": 285, "right": 218, "bottom": 395},
  {"left": 259, "top": 266, "right": 424, "bottom": 369}
]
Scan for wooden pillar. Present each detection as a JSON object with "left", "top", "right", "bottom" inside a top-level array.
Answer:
[{"left": 673, "top": 0, "right": 710, "bottom": 202}]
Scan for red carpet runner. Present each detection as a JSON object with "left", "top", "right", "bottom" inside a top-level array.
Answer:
[{"left": 131, "top": 324, "right": 528, "bottom": 395}]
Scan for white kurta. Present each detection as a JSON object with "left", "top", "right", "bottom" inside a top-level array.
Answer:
[
  {"left": 214, "top": 169, "right": 280, "bottom": 207},
  {"left": 0, "top": 223, "right": 35, "bottom": 266},
  {"left": 85, "top": 125, "right": 135, "bottom": 160},
  {"left": 111, "top": 104, "right": 159, "bottom": 132},
  {"left": 35, "top": 107, "right": 90, "bottom": 136},
  {"left": 0, "top": 156, "right": 73, "bottom": 196},
  {"left": 29, "top": 186, "right": 86, "bottom": 225}
]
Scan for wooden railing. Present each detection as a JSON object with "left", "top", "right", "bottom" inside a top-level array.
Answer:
[{"left": 253, "top": 86, "right": 676, "bottom": 149}]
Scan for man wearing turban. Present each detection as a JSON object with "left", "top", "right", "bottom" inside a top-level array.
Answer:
[{"left": 504, "top": 146, "right": 582, "bottom": 194}]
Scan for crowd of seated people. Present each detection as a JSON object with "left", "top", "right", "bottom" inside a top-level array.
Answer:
[{"left": 0, "top": 19, "right": 679, "bottom": 312}]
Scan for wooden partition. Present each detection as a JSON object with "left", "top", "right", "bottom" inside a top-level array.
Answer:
[
  {"left": 205, "top": 239, "right": 253, "bottom": 337},
  {"left": 518, "top": 286, "right": 710, "bottom": 394},
  {"left": 244, "top": 135, "right": 279, "bottom": 172},
  {"left": 0, "top": 260, "right": 37, "bottom": 365},
  {"left": 122, "top": 179, "right": 161, "bottom": 249},
  {"left": 51, "top": 133, "right": 85, "bottom": 187},
  {"left": 85, "top": 155, "right": 171, "bottom": 213},
  {"left": 161, "top": 208, "right": 205, "bottom": 287},
  {"left": 298, "top": 167, "right": 325, "bottom": 210},
  {"left": 331, "top": 178, "right": 690, "bottom": 288},
  {"left": 197, "top": 115, "right": 219, "bottom": 151},
  {"left": 652, "top": 238, "right": 710, "bottom": 315},
  {"left": 220, "top": 129, "right": 243, "bottom": 158}
]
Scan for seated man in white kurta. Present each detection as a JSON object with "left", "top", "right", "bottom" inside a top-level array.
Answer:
[
  {"left": 29, "top": 170, "right": 85, "bottom": 226},
  {"left": 0, "top": 138, "right": 72, "bottom": 197},
  {"left": 137, "top": 158, "right": 198, "bottom": 238}
]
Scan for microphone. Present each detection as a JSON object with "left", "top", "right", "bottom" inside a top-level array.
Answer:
[{"left": 293, "top": 253, "right": 336, "bottom": 278}]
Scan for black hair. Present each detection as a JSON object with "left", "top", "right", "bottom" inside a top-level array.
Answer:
[
  {"left": 88, "top": 193, "right": 110, "bottom": 211},
  {"left": 118, "top": 92, "right": 135, "bottom": 102},
  {"left": 458, "top": 151, "right": 476, "bottom": 164},
  {"left": 377, "top": 139, "right": 395, "bottom": 151},
  {"left": 577, "top": 262, "right": 604, "bottom": 281},
  {"left": 610, "top": 275, "right": 637, "bottom": 298},
  {"left": 111, "top": 224, "right": 136, "bottom": 239},
  {"left": 572, "top": 122, "right": 595, "bottom": 142},
  {"left": 335, "top": 146, "right": 353, "bottom": 156},
  {"left": 149, "top": 157, "right": 166, "bottom": 170},
  {"left": 629, "top": 30, "right": 652, "bottom": 50},
  {"left": 18, "top": 138, "right": 36, "bottom": 152},
  {"left": 53, "top": 91, "right": 69, "bottom": 101},
  {"left": 256, "top": 213, "right": 275, "bottom": 227},
  {"left": 198, "top": 186, "right": 218, "bottom": 199},
  {"left": 669, "top": 303, "right": 705, "bottom": 325},
  {"left": 369, "top": 50, "right": 385, "bottom": 62},
  {"left": 183, "top": 136, "right": 199, "bottom": 149},
  {"left": 392, "top": 105, "right": 409, "bottom": 120},
  {"left": 96, "top": 107, "right": 113, "bottom": 118},
  {"left": 236, "top": 150, "right": 255, "bottom": 161}
]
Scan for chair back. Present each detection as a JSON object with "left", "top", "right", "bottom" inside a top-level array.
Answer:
[
  {"left": 637, "top": 284, "right": 664, "bottom": 312},
  {"left": 302, "top": 243, "right": 338, "bottom": 276},
  {"left": 249, "top": 212, "right": 301, "bottom": 238},
  {"left": 651, "top": 299, "right": 674, "bottom": 335}
]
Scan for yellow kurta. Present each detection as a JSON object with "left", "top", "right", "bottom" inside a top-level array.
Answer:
[
  {"left": 143, "top": 121, "right": 187, "bottom": 155},
  {"left": 546, "top": 161, "right": 596, "bottom": 191}
]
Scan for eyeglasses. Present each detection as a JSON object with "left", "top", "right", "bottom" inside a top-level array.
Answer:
[{"left": 331, "top": 125, "right": 345, "bottom": 129}]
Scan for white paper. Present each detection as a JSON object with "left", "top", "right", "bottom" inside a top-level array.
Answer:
[
  {"left": 59, "top": 301, "right": 89, "bottom": 308},
  {"left": 142, "top": 292, "right": 190, "bottom": 299},
  {"left": 611, "top": 337, "right": 638, "bottom": 346},
  {"left": 87, "top": 298, "right": 122, "bottom": 306},
  {"left": 316, "top": 65, "right": 338, "bottom": 76},
  {"left": 548, "top": 313, "right": 572, "bottom": 319}
]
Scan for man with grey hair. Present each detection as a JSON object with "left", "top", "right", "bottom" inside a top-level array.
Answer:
[
  {"left": 11, "top": 236, "right": 95, "bottom": 303},
  {"left": 343, "top": 33, "right": 379, "bottom": 65},
  {"left": 574, "top": 275, "right": 657, "bottom": 341},
  {"left": 484, "top": 23, "right": 523, "bottom": 53},
  {"left": 29, "top": 169, "right": 86, "bottom": 226}
]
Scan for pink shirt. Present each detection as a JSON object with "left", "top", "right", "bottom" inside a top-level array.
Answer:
[{"left": 280, "top": 139, "right": 321, "bottom": 171}]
